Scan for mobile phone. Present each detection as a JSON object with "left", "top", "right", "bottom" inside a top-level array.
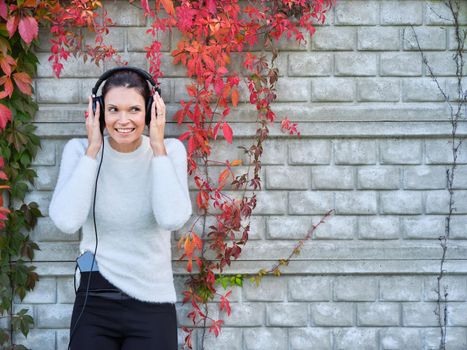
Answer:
[{"left": 76, "top": 251, "right": 99, "bottom": 272}]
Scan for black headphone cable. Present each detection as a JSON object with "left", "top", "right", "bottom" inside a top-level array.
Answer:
[{"left": 67, "top": 137, "right": 104, "bottom": 350}]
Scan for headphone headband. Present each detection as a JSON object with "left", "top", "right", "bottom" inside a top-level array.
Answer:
[{"left": 91, "top": 66, "right": 158, "bottom": 96}]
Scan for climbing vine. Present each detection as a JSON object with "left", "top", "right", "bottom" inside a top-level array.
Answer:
[{"left": 0, "top": 0, "right": 334, "bottom": 348}]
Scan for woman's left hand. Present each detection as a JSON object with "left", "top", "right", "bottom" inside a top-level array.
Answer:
[{"left": 149, "top": 91, "right": 167, "bottom": 156}]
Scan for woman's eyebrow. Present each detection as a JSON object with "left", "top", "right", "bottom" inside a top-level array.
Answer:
[{"left": 107, "top": 104, "right": 143, "bottom": 108}]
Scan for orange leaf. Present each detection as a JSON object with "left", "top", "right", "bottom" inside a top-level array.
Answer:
[
  {"left": 13, "top": 72, "right": 32, "bottom": 95},
  {"left": 230, "top": 159, "right": 242, "bottom": 166},
  {"left": 0, "top": 103, "right": 12, "bottom": 129},
  {"left": 231, "top": 88, "right": 239, "bottom": 107},
  {"left": 18, "top": 16, "right": 38, "bottom": 45},
  {"left": 160, "top": 0, "right": 175, "bottom": 15},
  {"left": 0, "top": 54, "right": 16, "bottom": 76},
  {"left": 218, "top": 168, "right": 230, "bottom": 186}
]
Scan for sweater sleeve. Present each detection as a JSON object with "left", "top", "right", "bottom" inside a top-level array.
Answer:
[
  {"left": 151, "top": 138, "right": 192, "bottom": 231},
  {"left": 49, "top": 139, "right": 99, "bottom": 234}
]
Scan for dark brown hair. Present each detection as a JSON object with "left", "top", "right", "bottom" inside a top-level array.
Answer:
[{"left": 101, "top": 70, "right": 150, "bottom": 109}]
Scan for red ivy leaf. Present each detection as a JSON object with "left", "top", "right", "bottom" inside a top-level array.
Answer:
[
  {"left": 0, "top": 0, "right": 7, "bottom": 21},
  {"left": 6, "top": 15, "right": 19, "bottom": 38},
  {"left": 0, "top": 103, "right": 12, "bottom": 129},
  {"left": 18, "top": 16, "right": 38, "bottom": 45},
  {"left": 222, "top": 121, "right": 233, "bottom": 144}
]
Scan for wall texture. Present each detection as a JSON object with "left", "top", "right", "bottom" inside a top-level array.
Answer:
[{"left": 12, "top": 0, "right": 467, "bottom": 349}]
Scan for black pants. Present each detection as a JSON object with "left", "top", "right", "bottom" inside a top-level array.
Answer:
[{"left": 69, "top": 271, "right": 178, "bottom": 350}]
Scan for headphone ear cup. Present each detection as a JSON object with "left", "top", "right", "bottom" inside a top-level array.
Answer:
[
  {"left": 97, "top": 96, "right": 105, "bottom": 134},
  {"left": 146, "top": 96, "right": 153, "bottom": 126}
]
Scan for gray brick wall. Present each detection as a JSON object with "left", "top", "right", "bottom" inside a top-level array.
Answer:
[{"left": 16, "top": 0, "right": 467, "bottom": 349}]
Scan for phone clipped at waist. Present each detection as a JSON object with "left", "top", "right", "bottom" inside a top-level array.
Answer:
[{"left": 76, "top": 251, "right": 99, "bottom": 272}]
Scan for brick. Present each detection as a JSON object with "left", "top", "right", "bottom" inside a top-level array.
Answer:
[
  {"left": 103, "top": 0, "right": 147, "bottom": 26},
  {"left": 267, "top": 216, "right": 313, "bottom": 239},
  {"left": 448, "top": 27, "right": 467, "bottom": 51},
  {"left": 425, "top": 1, "right": 467, "bottom": 25},
  {"left": 380, "top": 139, "right": 422, "bottom": 164},
  {"left": 402, "top": 302, "right": 439, "bottom": 326},
  {"left": 357, "top": 78, "right": 400, "bottom": 102},
  {"left": 424, "top": 327, "right": 467, "bottom": 349},
  {"left": 335, "top": 53, "right": 378, "bottom": 76},
  {"left": 312, "top": 27, "right": 356, "bottom": 50},
  {"left": 202, "top": 328, "right": 242, "bottom": 350},
  {"left": 380, "top": 276, "right": 422, "bottom": 301},
  {"left": 380, "top": 328, "right": 422, "bottom": 349},
  {"left": 32, "top": 140, "right": 56, "bottom": 166},
  {"left": 289, "top": 328, "right": 332, "bottom": 350},
  {"left": 402, "top": 78, "right": 446, "bottom": 102},
  {"left": 335, "top": 1, "right": 379, "bottom": 25},
  {"left": 266, "top": 166, "right": 309, "bottom": 190},
  {"left": 334, "top": 276, "right": 378, "bottom": 301},
  {"left": 267, "top": 303, "right": 308, "bottom": 326},
  {"left": 424, "top": 52, "right": 459, "bottom": 76},
  {"left": 334, "top": 328, "right": 378, "bottom": 350},
  {"left": 448, "top": 303, "right": 467, "bottom": 326},
  {"left": 288, "top": 53, "right": 333, "bottom": 76},
  {"left": 381, "top": 191, "right": 423, "bottom": 214},
  {"left": 358, "top": 216, "right": 400, "bottom": 240},
  {"left": 57, "top": 277, "right": 77, "bottom": 303},
  {"left": 311, "top": 302, "right": 354, "bottom": 326},
  {"left": 357, "top": 166, "right": 400, "bottom": 190},
  {"left": 37, "top": 53, "right": 105, "bottom": 78},
  {"left": 335, "top": 140, "right": 377, "bottom": 165},
  {"left": 381, "top": 1, "right": 423, "bottom": 25},
  {"left": 404, "top": 166, "right": 447, "bottom": 189},
  {"left": 403, "top": 27, "right": 447, "bottom": 50},
  {"left": 357, "top": 302, "right": 400, "bottom": 326},
  {"left": 127, "top": 27, "right": 171, "bottom": 52},
  {"left": 243, "top": 277, "right": 286, "bottom": 301},
  {"left": 424, "top": 276, "right": 467, "bottom": 302},
  {"left": 276, "top": 78, "right": 310, "bottom": 102},
  {"left": 36, "top": 303, "right": 73, "bottom": 328},
  {"left": 254, "top": 191, "right": 287, "bottom": 215},
  {"left": 453, "top": 165, "right": 467, "bottom": 189},
  {"left": 289, "top": 140, "right": 331, "bottom": 165},
  {"left": 244, "top": 328, "right": 287, "bottom": 350},
  {"left": 426, "top": 190, "right": 467, "bottom": 214},
  {"left": 312, "top": 166, "right": 354, "bottom": 189},
  {"left": 311, "top": 78, "right": 355, "bottom": 102},
  {"left": 288, "top": 276, "right": 332, "bottom": 301},
  {"left": 19, "top": 277, "right": 56, "bottom": 304},
  {"left": 335, "top": 191, "right": 378, "bottom": 215},
  {"left": 426, "top": 139, "right": 467, "bottom": 164},
  {"left": 85, "top": 27, "right": 126, "bottom": 52},
  {"left": 12, "top": 329, "right": 56, "bottom": 350},
  {"left": 314, "top": 215, "right": 357, "bottom": 240},
  {"left": 222, "top": 303, "right": 264, "bottom": 326},
  {"left": 32, "top": 217, "right": 79, "bottom": 242},
  {"left": 380, "top": 53, "right": 422, "bottom": 76},
  {"left": 451, "top": 215, "right": 467, "bottom": 239},
  {"left": 289, "top": 191, "right": 334, "bottom": 214},
  {"left": 36, "top": 79, "right": 80, "bottom": 103},
  {"left": 357, "top": 27, "right": 400, "bottom": 51},
  {"left": 33, "top": 166, "right": 58, "bottom": 191},
  {"left": 402, "top": 216, "right": 444, "bottom": 239}
]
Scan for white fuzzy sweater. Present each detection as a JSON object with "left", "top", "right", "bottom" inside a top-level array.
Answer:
[{"left": 49, "top": 135, "right": 192, "bottom": 303}]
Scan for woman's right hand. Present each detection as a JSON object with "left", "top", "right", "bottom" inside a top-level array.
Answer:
[{"left": 85, "top": 95, "right": 103, "bottom": 159}]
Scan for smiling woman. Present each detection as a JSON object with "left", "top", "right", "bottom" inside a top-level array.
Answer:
[{"left": 48, "top": 67, "right": 192, "bottom": 350}]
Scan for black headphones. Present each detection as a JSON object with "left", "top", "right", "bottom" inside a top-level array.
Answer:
[{"left": 91, "top": 66, "right": 161, "bottom": 134}]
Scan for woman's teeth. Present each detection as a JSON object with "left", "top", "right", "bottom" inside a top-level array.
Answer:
[{"left": 116, "top": 128, "right": 135, "bottom": 134}]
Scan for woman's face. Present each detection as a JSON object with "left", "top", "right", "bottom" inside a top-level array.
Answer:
[{"left": 104, "top": 86, "right": 146, "bottom": 153}]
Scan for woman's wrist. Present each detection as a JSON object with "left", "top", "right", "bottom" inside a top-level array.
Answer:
[
  {"left": 86, "top": 145, "right": 100, "bottom": 159},
  {"left": 151, "top": 142, "right": 167, "bottom": 156}
]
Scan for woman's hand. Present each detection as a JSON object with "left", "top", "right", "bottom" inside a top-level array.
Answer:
[
  {"left": 149, "top": 91, "right": 167, "bottom": 156},
  {"left": 85, "top": 95, "right": 103, "bottom": 159}
]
